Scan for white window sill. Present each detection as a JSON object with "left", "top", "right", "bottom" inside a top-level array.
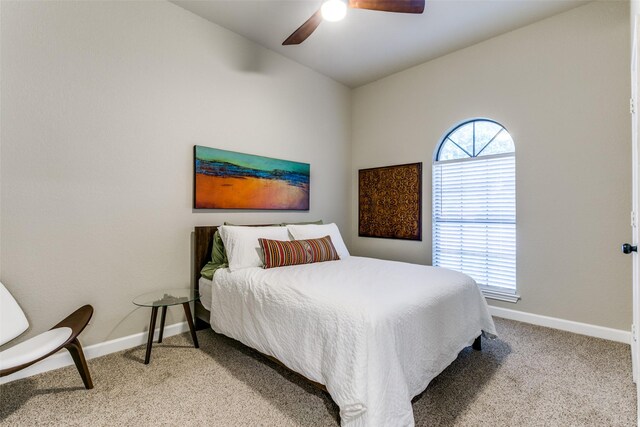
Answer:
[{"left": 480, "top": 287, "right": 520, "bottom": 303}]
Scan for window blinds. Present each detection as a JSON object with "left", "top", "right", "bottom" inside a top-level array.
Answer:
[{"left": 432, "top": 154, "right": 516, "bottom": 291}]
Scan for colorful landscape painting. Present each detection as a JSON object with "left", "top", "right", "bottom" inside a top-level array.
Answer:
[{"left": 194, "top": 146, "right": 310, "bottom": 210}]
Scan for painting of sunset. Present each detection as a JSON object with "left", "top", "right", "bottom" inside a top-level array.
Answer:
[{"left": 194, "top": 146, "right": 310, "bottom": 210}]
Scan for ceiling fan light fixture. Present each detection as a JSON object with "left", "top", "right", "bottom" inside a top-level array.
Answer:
[{"left": 321, "top": 0, "right": 347, "bottom": 22}]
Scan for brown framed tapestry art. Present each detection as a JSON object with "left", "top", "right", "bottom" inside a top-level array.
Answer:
[{"left": 358, "top": 162, "right": 422, "bottom": 240}]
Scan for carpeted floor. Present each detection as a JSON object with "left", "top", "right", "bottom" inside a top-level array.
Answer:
[{"left": 0, "top": 318, "right": 636, "bottom": 426}]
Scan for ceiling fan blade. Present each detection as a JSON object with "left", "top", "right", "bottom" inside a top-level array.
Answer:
[
  {"left": 283, "top": 10, "right": 323, "bottom": 45},
  {"left": 348, "top": 0, "right": 425, "bottom": 14}
]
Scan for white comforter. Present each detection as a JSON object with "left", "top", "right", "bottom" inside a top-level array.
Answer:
[{"left": 209, "top": 256, "right": 496, "bottom": 427}]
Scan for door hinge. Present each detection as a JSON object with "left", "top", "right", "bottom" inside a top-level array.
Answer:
[
  {"left": 631, "top": 97, "right": 636, "bottom": 114},
  {"left": 632, "top": 211, "right": 637, "bottom": 228},
  {"left": 633, "top": 324, "right": 637, "bottom": 342}
]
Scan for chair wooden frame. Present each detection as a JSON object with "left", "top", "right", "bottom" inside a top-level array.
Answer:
[{"left": 0, "top": 305, "right": 94, "bottom": 389}]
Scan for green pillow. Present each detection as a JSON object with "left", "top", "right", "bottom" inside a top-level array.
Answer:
[
  {"left": 200, "top": 262, "right": 217, "bottom": 281},
  {"left": 200, "top": 230, "right": 228, "bottom": 280},
  {"left": 211, "top": 229, "right": 227, "bottom": 265}
]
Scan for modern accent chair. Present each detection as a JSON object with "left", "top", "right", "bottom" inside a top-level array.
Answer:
[{"left": 0, "top": 282, "right": 94, "bottom": 389}]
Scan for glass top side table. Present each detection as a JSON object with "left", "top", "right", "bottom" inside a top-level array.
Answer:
[{"left": 133, "top": 288, "right": 200, "bottom": 364}]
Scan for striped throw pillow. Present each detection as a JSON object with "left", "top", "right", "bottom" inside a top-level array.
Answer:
[{"left": 258, "top": 235, "right": 340, "bottom": 269}]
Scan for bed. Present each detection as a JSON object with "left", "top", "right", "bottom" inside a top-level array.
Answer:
[{"left": 193, "top": 225, "right": 496, "bottom": 427}]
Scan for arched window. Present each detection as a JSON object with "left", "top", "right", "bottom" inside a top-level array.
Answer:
[{"left": 433, "top": 119, "right": 517, "bottom": 300}]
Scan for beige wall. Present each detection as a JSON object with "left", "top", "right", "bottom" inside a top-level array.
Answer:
[
  {"left": 0, "top": 1, "right": 351, "bottom": 347},
  {"left": 351, "top": 1, "right": 632, "bottom": 330},
  {"left": 0, "top": 0, "right": 632, "bottom": 353}
]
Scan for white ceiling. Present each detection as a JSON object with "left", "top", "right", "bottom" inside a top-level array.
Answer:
[{"left": 172, "top": 0, "right": 589, "bottom": 88}]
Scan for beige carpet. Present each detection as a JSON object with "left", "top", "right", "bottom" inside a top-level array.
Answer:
[{"left": 0, "top": 318, "right": 636, "bottom": 426}]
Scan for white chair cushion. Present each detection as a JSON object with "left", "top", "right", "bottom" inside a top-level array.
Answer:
[
  {"left": 0, "top": 282, "right": 29, "bottom": 346},
  {"left": 0, "top": 327, "right": 72, "bottom": 370}
]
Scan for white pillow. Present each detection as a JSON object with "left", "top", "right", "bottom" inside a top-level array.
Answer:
[
  {"left": 219, "top": 225, "right": 290, "bottom": 271},
  {"left": 286, "top": 223, "right": 350, "bottom": 259}
]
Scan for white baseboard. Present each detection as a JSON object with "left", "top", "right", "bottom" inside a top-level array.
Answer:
[
  {"left": 0, "top": 321, "right": 189, "bottom": 385},
  {"left": 489, "top": 306, "right": 631, "bottom": 344}
]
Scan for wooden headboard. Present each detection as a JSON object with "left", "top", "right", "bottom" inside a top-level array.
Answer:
[
  {"left": 193, "top": 224, "right": 273, "bottom": 329},
  {"left": 193, "top": 226, "right": 218, "bottom": 328},
  {"left": 192, "top": 224, "right": 273, "bottom": 327},
  {"left": 193, "top": 223, "right": 275, "bottom": 289},
  {"left": 194, "top": 226, "right": 218, "bottom": 290}
]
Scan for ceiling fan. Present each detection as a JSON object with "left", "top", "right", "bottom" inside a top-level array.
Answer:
[{"left": 282, "top": 0, "right": 425, "bottom": 45}]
